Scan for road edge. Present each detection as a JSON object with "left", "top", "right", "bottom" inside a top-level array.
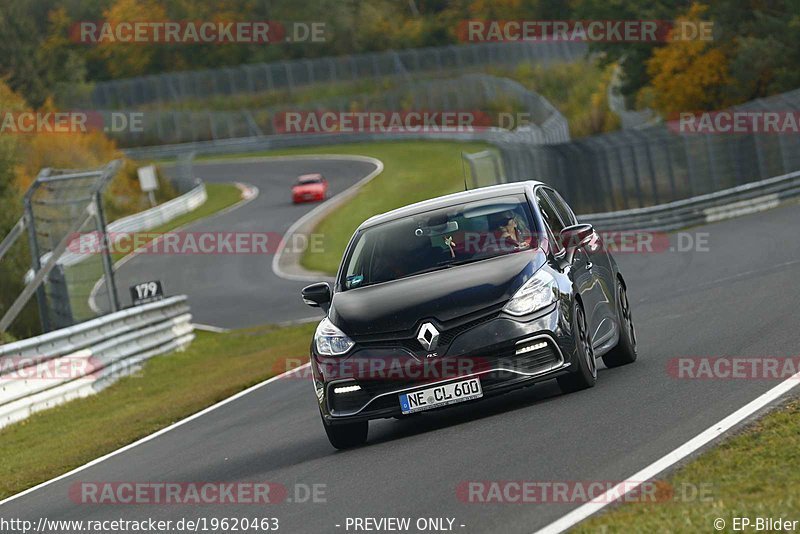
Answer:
[
  {"left": 0, "top": 362, "right": 311, "bottom": 507},
  {"left": 269, "top": 155, "right": 384, "bottom": 282}
]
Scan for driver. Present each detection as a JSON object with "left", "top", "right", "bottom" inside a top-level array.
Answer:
[{"left": 488, "top": 210, "right": 531, "bottom": 252}]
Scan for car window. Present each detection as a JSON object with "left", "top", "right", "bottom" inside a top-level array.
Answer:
[
  {"left": 341, "top": 194, "right": 536, "bottom": 289},
  {"left": 543, "top": 189, "right": 577, "bottom": 227},
  {"left": 535, "top": 189, "right": 566, "bottom": 253}
]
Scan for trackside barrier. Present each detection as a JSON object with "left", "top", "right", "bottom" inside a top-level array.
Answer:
[
  {"left": 44, "top": 183, "right": 208, "bottom": 271},
  {"left": 580, "top": 170, "right": 800, "bottom": 231},
  {"left": 0, "top": 296, "right": 194, "bottom": 429},
  {"left": 63, "top": 41, "right": 588, "bottom": 109},
  {"left": 124, "top": 127, "right": 514, "bottom": 161},
  {"left": 112, "top": 73, "right": 570, "bottom": 148}
]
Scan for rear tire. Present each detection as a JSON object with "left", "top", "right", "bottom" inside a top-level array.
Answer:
[
  {"left": 557, "top": 302, "right": 597, "bottom": 393},
  {"left": 322, "top": 416, "right": 368, "bottom": 449},
  {"left": 602, "top": 281, "right": 637, "bottom": 368}
]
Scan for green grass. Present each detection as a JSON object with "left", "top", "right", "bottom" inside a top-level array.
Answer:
[
  {"left": 299, "top": 141, "right": 494, "bottom": 273},
  {"left": 3, "top": 142, "right": 482, "bottom": 495},
  {"left": 114, "top": 182, "right": 244, "bottom": 263},
  {"left": 0, "top": 324, "right": 314, "bottom": 499},
  {"left": 575, "top": 399, "right": 800, "bottom": 533},
  {"left": 199, "top": 141, "right": 494, "bottom": 274}
]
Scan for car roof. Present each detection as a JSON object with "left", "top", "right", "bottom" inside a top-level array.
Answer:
[{"left": 360, "top": 180, "right": 545, "bottom": 229}]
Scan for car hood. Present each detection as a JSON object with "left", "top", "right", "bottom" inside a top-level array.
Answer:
[{"left": 329, "top": 249, "right": 546, "bottom": 336}]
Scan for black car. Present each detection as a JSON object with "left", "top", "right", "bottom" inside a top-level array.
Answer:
[{"left": 302, "top": 181, "right": 637, "bottom": 449}]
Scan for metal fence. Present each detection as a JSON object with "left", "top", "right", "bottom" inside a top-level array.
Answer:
[
  {"left": 61, "top": 41, "right": 587, "bottom": 109},
  {"left": 42, "top": 183, "right": 207, "bottom": 272},
  {"left": 102, "top": 73, "right": 569, "bottom": 147},
  {"left": 0, "top": 162, "right": 121, "bottom": 334},
  {"left": 496, "top": 87, "right": 800, "bottom": 215}
]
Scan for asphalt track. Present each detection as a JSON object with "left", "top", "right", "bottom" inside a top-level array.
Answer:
[
  {"left": 2, "top": 156, "right": 799, "bottom": 533},
  {"left": 99, "top": 157, "right": 377, "bottom": 328}
]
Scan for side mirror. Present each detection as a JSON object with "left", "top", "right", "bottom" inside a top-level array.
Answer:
[
  {"left": 302, "top": 282, "right": 331, "bottom": 309},
  {"left": 560, "top": 223, "right": 594, "bottom": 263}
]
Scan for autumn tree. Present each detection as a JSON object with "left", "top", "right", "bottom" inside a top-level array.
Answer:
[
  {"left": 642, "top": 3, "right": 732, "bottom": 115},
  {"left": 90, "top": 0, "right": 167, "bottom": 79}
]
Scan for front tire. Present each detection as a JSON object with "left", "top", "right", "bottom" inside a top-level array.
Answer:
[
  {"left": 602, "top": 281, "right": 637, "bottom": 368},
  {"left": 322, "top": 415, "right": 368, "bottom": 449},
  {"left": 557, "top": 302, "right": 597, "bottom": 393}
]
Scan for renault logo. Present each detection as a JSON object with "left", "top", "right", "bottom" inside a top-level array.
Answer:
[{"left": 417, "top": 322, "right": 440, "bottom": 351}]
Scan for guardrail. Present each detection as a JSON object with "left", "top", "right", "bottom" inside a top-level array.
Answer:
[
  {"left": 580, "top": 170, "right": 800, "bottom": 231},
  {"left": 110, "top": 182, "right": 206, "bottom": 233},
  {"left": 0, "top": 296, "right": 194, "bottom": 429}
]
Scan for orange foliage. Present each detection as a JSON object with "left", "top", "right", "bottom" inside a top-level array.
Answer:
[
  {"left": 643, "top": 3, "right": 733, "bottom": 115},
  {"left": 14, "top": 131, "right": 121, "bottom": 191},
  {"left": 0, "top": 81, "right": 165, "bottom": 221},
  {"left": 90, "top": 0, "right": 167, "bottom": 79}
]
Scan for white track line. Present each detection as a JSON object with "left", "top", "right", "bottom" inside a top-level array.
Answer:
[
  {"left": 0, "top": 156, "right": 373, "bottom": 504},
  {"left": 533, "top": 370, "right": 800, "bottom": 534},
  {"left": 191, "top": 323, "right": 231, "bottom": 333},
  {"left": 270, "top": 155, "right": 384, "bottom": 282},
  {"left": 0, "top": 362, "right": 310, "bottom": 507}
]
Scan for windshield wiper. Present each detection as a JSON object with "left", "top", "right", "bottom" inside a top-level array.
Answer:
[{"left": 437, "top": 257, "right": 485, "bottom": 268}]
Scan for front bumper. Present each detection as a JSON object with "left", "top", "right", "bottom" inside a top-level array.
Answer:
[
  {"left": 313, "top": 303, "right": 577, "bottom": 424},
  {"left": 293, "top": 191, "right": 324, "bottom": 202}
]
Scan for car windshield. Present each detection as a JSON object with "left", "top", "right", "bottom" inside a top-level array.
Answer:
[
  {"left": 341, "top": 194, "right": 537, "bottom": 290},
  {"left": 298, "top": 176, "right": 322, "bottom": 184}
]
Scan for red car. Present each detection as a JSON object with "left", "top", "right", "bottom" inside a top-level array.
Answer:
[{"left": 292, "top": 173, "right": 329, "bottom": 203}]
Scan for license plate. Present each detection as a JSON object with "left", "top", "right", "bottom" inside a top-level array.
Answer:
[{"left": 399, "top": 378, "right": 482, "bottom": 414}]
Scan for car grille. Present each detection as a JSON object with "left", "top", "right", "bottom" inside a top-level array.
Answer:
[{"left": 352, "top": 306, "right": 502, "bottom": 353}]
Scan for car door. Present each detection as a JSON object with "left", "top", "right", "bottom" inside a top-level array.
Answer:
[
  {"left": 543, "top": 188, "right": 617, "bottom": 346},
  {"left": 533, "top": 188, "right": 602, "bottom": 340}
]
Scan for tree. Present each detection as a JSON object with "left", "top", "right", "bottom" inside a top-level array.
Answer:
[
  {"left": 89, "top": 0, "right": 167, "bottom": 79},
  {"left": 572, "top": 0, "right": 693, "bottom": 102},
  {"left": 642, "top": 3, "right": 732, "bottom": 115}
]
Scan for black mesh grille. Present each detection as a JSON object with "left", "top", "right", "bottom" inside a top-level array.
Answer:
[
  {"left": 353, "top": 307, "right": 502, "bottom": 352},
  {"left": 329, "top": 339, "right": 561, "bottom": 415}
]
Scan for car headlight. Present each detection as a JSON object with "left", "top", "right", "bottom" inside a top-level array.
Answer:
[
  {"left": 503, "top": 269, "right": 557, "bottom": 316},
  {"left": 314, "top": 317, "right": 355, "bottom": 356}
]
